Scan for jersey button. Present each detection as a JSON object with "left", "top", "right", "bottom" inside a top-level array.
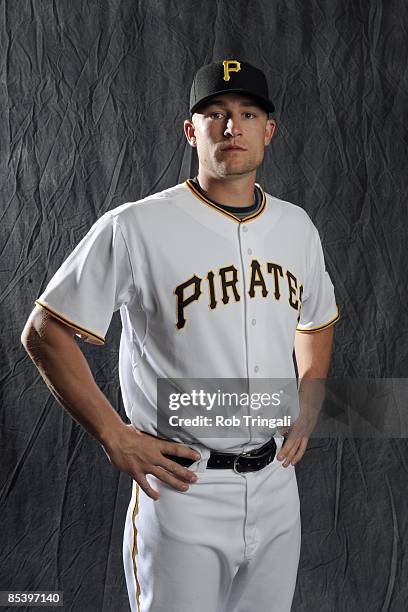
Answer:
[
  {"left": 247, "top": 248, "right": 252, "bottom": 255},
  {"left": 242, "top": 225, "right": 248, "bottom": 233},
  {"left": 254, "top": 365, "right": 259, "bottom": 373},
  {"left": 251, "top": 318, "right": 256, "bottom": 326}
]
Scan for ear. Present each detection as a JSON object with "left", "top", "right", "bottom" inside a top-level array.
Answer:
[
  {"left": 264, "top": 118, "right": 276, "bottom": 146},
  {"left": 184, "top": 119, "right": 197, "bottom": 147}
]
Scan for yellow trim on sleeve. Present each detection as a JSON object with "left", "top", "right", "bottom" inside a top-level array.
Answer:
[
  {"left": 35, "top": 300, "right": 105, "bottom": 345},
  {"left": 132, "top": 483, "right": 141, "bottom": 612},
  {"left": 296, "top": 306, "right": 340, "bottom": 333},
  {"left": 185, "top": 179, "right": 266, "bottom": 223}
]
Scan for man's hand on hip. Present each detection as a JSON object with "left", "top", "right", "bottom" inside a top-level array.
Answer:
[{"left": 102, "top": 424, "right": 201, "bottom": 500}]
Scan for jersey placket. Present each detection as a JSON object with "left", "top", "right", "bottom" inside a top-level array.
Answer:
[{"left": 237, "top": 221, "right": 261, "bottom": 447}]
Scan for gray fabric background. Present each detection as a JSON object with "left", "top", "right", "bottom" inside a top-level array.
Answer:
[{"left": 1, "top": 1, "right": 407, "bottom": 610}]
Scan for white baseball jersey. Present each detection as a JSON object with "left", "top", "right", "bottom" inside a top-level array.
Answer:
[{"left": 36, "top": 180, "right": 339, "bottom": 452}]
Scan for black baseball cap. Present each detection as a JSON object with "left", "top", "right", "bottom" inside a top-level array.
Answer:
[{"left": 189, "top": 59, "right": 275, "bottom": 115}]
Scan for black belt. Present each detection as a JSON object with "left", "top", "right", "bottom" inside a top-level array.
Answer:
[{"left": 167, "top": 437, "right": 277, "bottom": 473}]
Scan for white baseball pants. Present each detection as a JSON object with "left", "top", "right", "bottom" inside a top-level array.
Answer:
[{"left": 123, "top": 439, "right": 301, "bottom": 612}]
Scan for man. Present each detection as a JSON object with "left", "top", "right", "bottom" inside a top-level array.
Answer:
[{"left": 21, "top": 59, "right": 339, "bottom": 612}]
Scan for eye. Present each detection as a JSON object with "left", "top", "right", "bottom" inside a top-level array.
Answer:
[
  {"left": 244, "top": 111, "right": 256, "bottom": 119},
  {"left": 207, "top": 111, "right": 225, "bottom": 120}
]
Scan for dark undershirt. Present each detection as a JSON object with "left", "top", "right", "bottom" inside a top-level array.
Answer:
[{"left": 190, "top": 177, "right": 262, "bottom": 219}]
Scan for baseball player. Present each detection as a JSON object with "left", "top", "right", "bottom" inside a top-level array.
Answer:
[{"left": 21, "top": 59, "right": 339, "bottom": 612}]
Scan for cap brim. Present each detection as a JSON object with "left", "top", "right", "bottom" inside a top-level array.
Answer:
[{"left": 190, "top": 88, "right": 275, "bottom": 115}]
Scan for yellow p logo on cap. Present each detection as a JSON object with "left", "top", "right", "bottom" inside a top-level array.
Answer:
[{"left": 223, "top": 60, "right": 241, "bottom": 82}]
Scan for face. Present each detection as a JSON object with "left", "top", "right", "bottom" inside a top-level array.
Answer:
[{"left": 184, "top": 93, "right": 276, "bottom": 180}]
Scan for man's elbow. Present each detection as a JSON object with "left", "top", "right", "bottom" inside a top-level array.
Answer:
[
  {"left": 21, "top": 307, "right": 45, "bottom": 355},
  {"left": 21, "top": 325, "right": 33, "bottom": 352}
]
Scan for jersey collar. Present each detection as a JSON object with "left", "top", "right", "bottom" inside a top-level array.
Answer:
[{"left": 184, "top": 178, "right": 266, "bottom": 224}]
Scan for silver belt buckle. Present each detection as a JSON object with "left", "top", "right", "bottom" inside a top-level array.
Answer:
[
  {"left": 233, "top": 441, "right": 275, "bottom": 473},
  {"left": 233, "top": 450, "right": 252, "bottom": 474}
]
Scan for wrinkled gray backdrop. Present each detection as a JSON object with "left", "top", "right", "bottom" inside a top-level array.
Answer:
[{"left": 1, "top": 1, "right": 408, "bottom": 611}]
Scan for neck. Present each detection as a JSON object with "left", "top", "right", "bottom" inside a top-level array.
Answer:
[{"left": 196, "top": 171, "right": 257, "bottom": 207}]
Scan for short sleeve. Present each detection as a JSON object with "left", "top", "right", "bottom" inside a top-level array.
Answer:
[
  {"left": 35, "top": 212, "right": 135, "bottom": 345},
  {"left": 296, "top": 227, "right": 340, "bottom": 333}
]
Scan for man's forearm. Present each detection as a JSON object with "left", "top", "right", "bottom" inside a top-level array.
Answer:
[
  {"left": 21, "top": 311, "right": 126, "bottom": 447},
  {"left": 294, "top": 326, "right": 334, "bottom": 431},
  {"left": 21, "top": 307, "right": 200, "bottom": 501},
  {"left": 295, "top": 325, "right": 334, "bottom": 380}
]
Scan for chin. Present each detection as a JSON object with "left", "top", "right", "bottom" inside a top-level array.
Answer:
[
  {"left": 210, "top": 156, "right": 262, "bottom": 178},
  {"left": 221, "top": 163, "right": 260, "bottom": 177}
]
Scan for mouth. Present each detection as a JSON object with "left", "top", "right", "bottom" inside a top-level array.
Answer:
[{"left": 220, "top": 145, "right": 247, "bottom": 152}]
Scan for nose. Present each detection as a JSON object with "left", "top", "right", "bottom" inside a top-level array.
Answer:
[{"left": 224, "top": 115, "right": 243, "bottom": 138}]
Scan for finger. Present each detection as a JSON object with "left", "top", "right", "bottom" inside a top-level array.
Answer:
[
  {"left": 277, "top": 437, "right": 297, "bottom": 460},
  {"left": 280, "top": 424, "right": 307, "bottom": 452},
  {"left": 160, "top": 458, "right": 198, "bottom": 483},
  {"left": 281, "top": 440, "right": 301, "bottom": 467},
  {"left": 152, "top": 466, "right": 191, "bottom": 492},
  {"left": 161, "top": 442, "right": 201, "bottom": 461},
  {"left": 290, "top": 438, "right": 309, "bottom": 465},
  {"left": 136, "top": 475, "right": 160, "bottom": 501}
]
